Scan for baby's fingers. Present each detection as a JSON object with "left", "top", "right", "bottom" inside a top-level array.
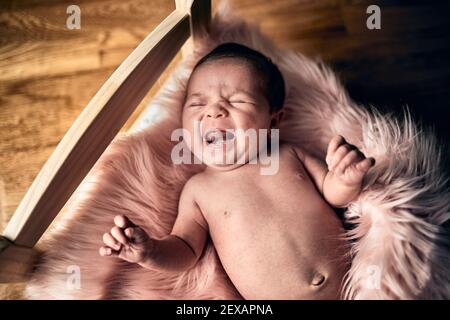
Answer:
[
  {"left": 356, "top": 157, "right": 376, "bottom": 173},
  {"left": 326, "top": 135, "right": 346, "bottom": 166},
  {"left": 103, "top": 232, "right": 121, "bottom": 251},
  {"left": 335, "top": 150, "right": 360, "bottom": 175},
  {"left": 99, "top": 246, "right": 119, "bottom": 257},
  {"left": 330, "top": 144, "right": 355, "bottom": 171},
  {"left": 125, "top": 227, "right": 148, "bottom": 244},
  {"left": 114, "top": 215, "right": 137, "bottom": 229},
  {"left": 111, "top": 226, "right": 129, "bottom": 246}
]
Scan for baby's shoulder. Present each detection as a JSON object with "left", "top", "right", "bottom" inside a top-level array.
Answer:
[{"left": 182, "top": 171, "right": 207, "bottom": 195}]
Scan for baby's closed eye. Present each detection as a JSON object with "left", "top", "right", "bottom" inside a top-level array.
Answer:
[
  {"left": 189, "top": 102, "right": 205, "bottom": 107},
  {"left": 230, "top": 100, "right": 254, "bottom": 105}
]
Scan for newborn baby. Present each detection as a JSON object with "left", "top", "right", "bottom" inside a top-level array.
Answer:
[{"left": 99, "top": 43, "right": 375, "bottom": 299}]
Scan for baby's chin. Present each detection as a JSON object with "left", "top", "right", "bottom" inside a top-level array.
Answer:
[
  {"left": 201, "top": 148, "right": 245, "bottom": 169},
  {"left": 191, "top": 141, "right": 250, "bottom": 171},
  {"left": 204, "top": 161, "right": 248, "bottom": 172}
]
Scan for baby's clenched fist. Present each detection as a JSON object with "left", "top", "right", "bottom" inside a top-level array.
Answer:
[
  {"left": 326, "top": 135, "right": 375, "bottom": 186},
  {"left": 99, "top": 215, "right": 154, "bottom": 265}
]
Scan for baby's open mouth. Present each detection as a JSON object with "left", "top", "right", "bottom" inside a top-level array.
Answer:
[{"left": 203, "top": 129, "right": 235, "bottom": 145}]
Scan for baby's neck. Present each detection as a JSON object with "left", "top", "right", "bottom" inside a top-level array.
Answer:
[{"left": 203, "top": 143, "right": 278, "bottom": 176}]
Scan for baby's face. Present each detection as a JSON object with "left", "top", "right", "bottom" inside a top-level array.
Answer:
[{"left": 182, "top": 58, "right": 279, "bottom": 171}]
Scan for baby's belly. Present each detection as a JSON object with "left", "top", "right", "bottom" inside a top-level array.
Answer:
[{"left": 209, "top": 195, "right": 349, "bottom": 299}]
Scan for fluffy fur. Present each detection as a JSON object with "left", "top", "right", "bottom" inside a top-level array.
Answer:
[{"left": 26, "top": 1, "right": 450, "bottom": 299}]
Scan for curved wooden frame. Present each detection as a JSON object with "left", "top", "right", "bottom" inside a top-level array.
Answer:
[{"left": 0, "top": 0, "right": 211, "bottom": 283}]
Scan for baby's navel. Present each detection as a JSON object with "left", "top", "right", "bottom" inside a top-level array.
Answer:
[
  {"left": 311, "top": 273, "right": 326, "bottom": 287},
  {"left": 295, "top": 172, "right": 305, "bottom": 180}
]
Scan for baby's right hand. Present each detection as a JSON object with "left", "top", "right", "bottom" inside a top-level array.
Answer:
[{"left": 99, "top": 215, "right": 154, "bottom": 265}]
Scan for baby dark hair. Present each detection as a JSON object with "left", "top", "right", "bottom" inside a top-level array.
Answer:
[{"left": 192, "top": 42, "right": 286, "bottom": 113}]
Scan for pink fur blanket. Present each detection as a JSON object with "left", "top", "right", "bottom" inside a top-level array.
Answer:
[{"left": 26, "top": 3, "right": 450, "bottom": 299}]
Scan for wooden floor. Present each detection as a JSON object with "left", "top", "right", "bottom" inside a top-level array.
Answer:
[{"left": 1, "top": 0, "right": 450, "bottom": 298}]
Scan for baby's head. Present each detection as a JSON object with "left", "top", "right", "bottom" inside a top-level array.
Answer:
[{"left": 182, "top": 42, "right": 285, "bottom": 171}]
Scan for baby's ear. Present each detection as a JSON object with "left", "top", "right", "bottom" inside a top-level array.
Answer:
[{"left": 270, "top": 110, "right": 285, "bottom": 128}]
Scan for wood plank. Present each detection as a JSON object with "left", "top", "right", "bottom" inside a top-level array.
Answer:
[
  {"left": 176, "top": 0, "right": 211, "bottom": 41},
  {"left": 0, "top": 0, "right": 176, "bottom": 82},
  {"left": 176, "top": 0, "right": 211, "bottom": 58}
]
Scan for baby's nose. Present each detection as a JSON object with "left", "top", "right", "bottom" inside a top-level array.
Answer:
[{"left": 206, "top": 104, "right": 227, "bottom": 118}]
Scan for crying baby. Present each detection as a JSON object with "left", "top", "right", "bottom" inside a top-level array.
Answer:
[{"left": 99, "top": 43, "right": 375, "bottom": 299}]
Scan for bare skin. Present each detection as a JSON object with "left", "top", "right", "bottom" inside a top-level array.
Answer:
[{"left": 99, "top": 59, "right": 375, "bottom": 299}]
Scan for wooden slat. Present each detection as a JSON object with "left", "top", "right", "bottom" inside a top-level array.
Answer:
[
  {"left": 187, "top": 0, "right": 211, "bottom": 41},
  {"left": 176, "top": 0, "right": 211, "bottom": 58},
  {"left": 1, "top": 9, "right": 190, "bottom": 248}
]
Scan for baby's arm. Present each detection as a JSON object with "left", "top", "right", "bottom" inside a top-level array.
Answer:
[
  {"left": 99, "top": 178, "right": 208, "bottom": 272},
  {"left": 293, "top": 135, "right": 375, "bottom": 207}
]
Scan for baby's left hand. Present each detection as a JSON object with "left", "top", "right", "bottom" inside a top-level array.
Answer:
[{"left": 326, "top": 135, "right": 375, "bottom": 186}]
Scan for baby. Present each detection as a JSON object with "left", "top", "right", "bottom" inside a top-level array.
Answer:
[{"left": 99, "top": 43, "right": 375, "bottom": 299}]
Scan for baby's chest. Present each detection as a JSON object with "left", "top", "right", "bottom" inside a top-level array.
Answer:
[
  {"left": 197, "top": 161, "right": 318, "bottom": 227},
  {"left": 198, "top": 178, "right": 272, "bottom": 221}
]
